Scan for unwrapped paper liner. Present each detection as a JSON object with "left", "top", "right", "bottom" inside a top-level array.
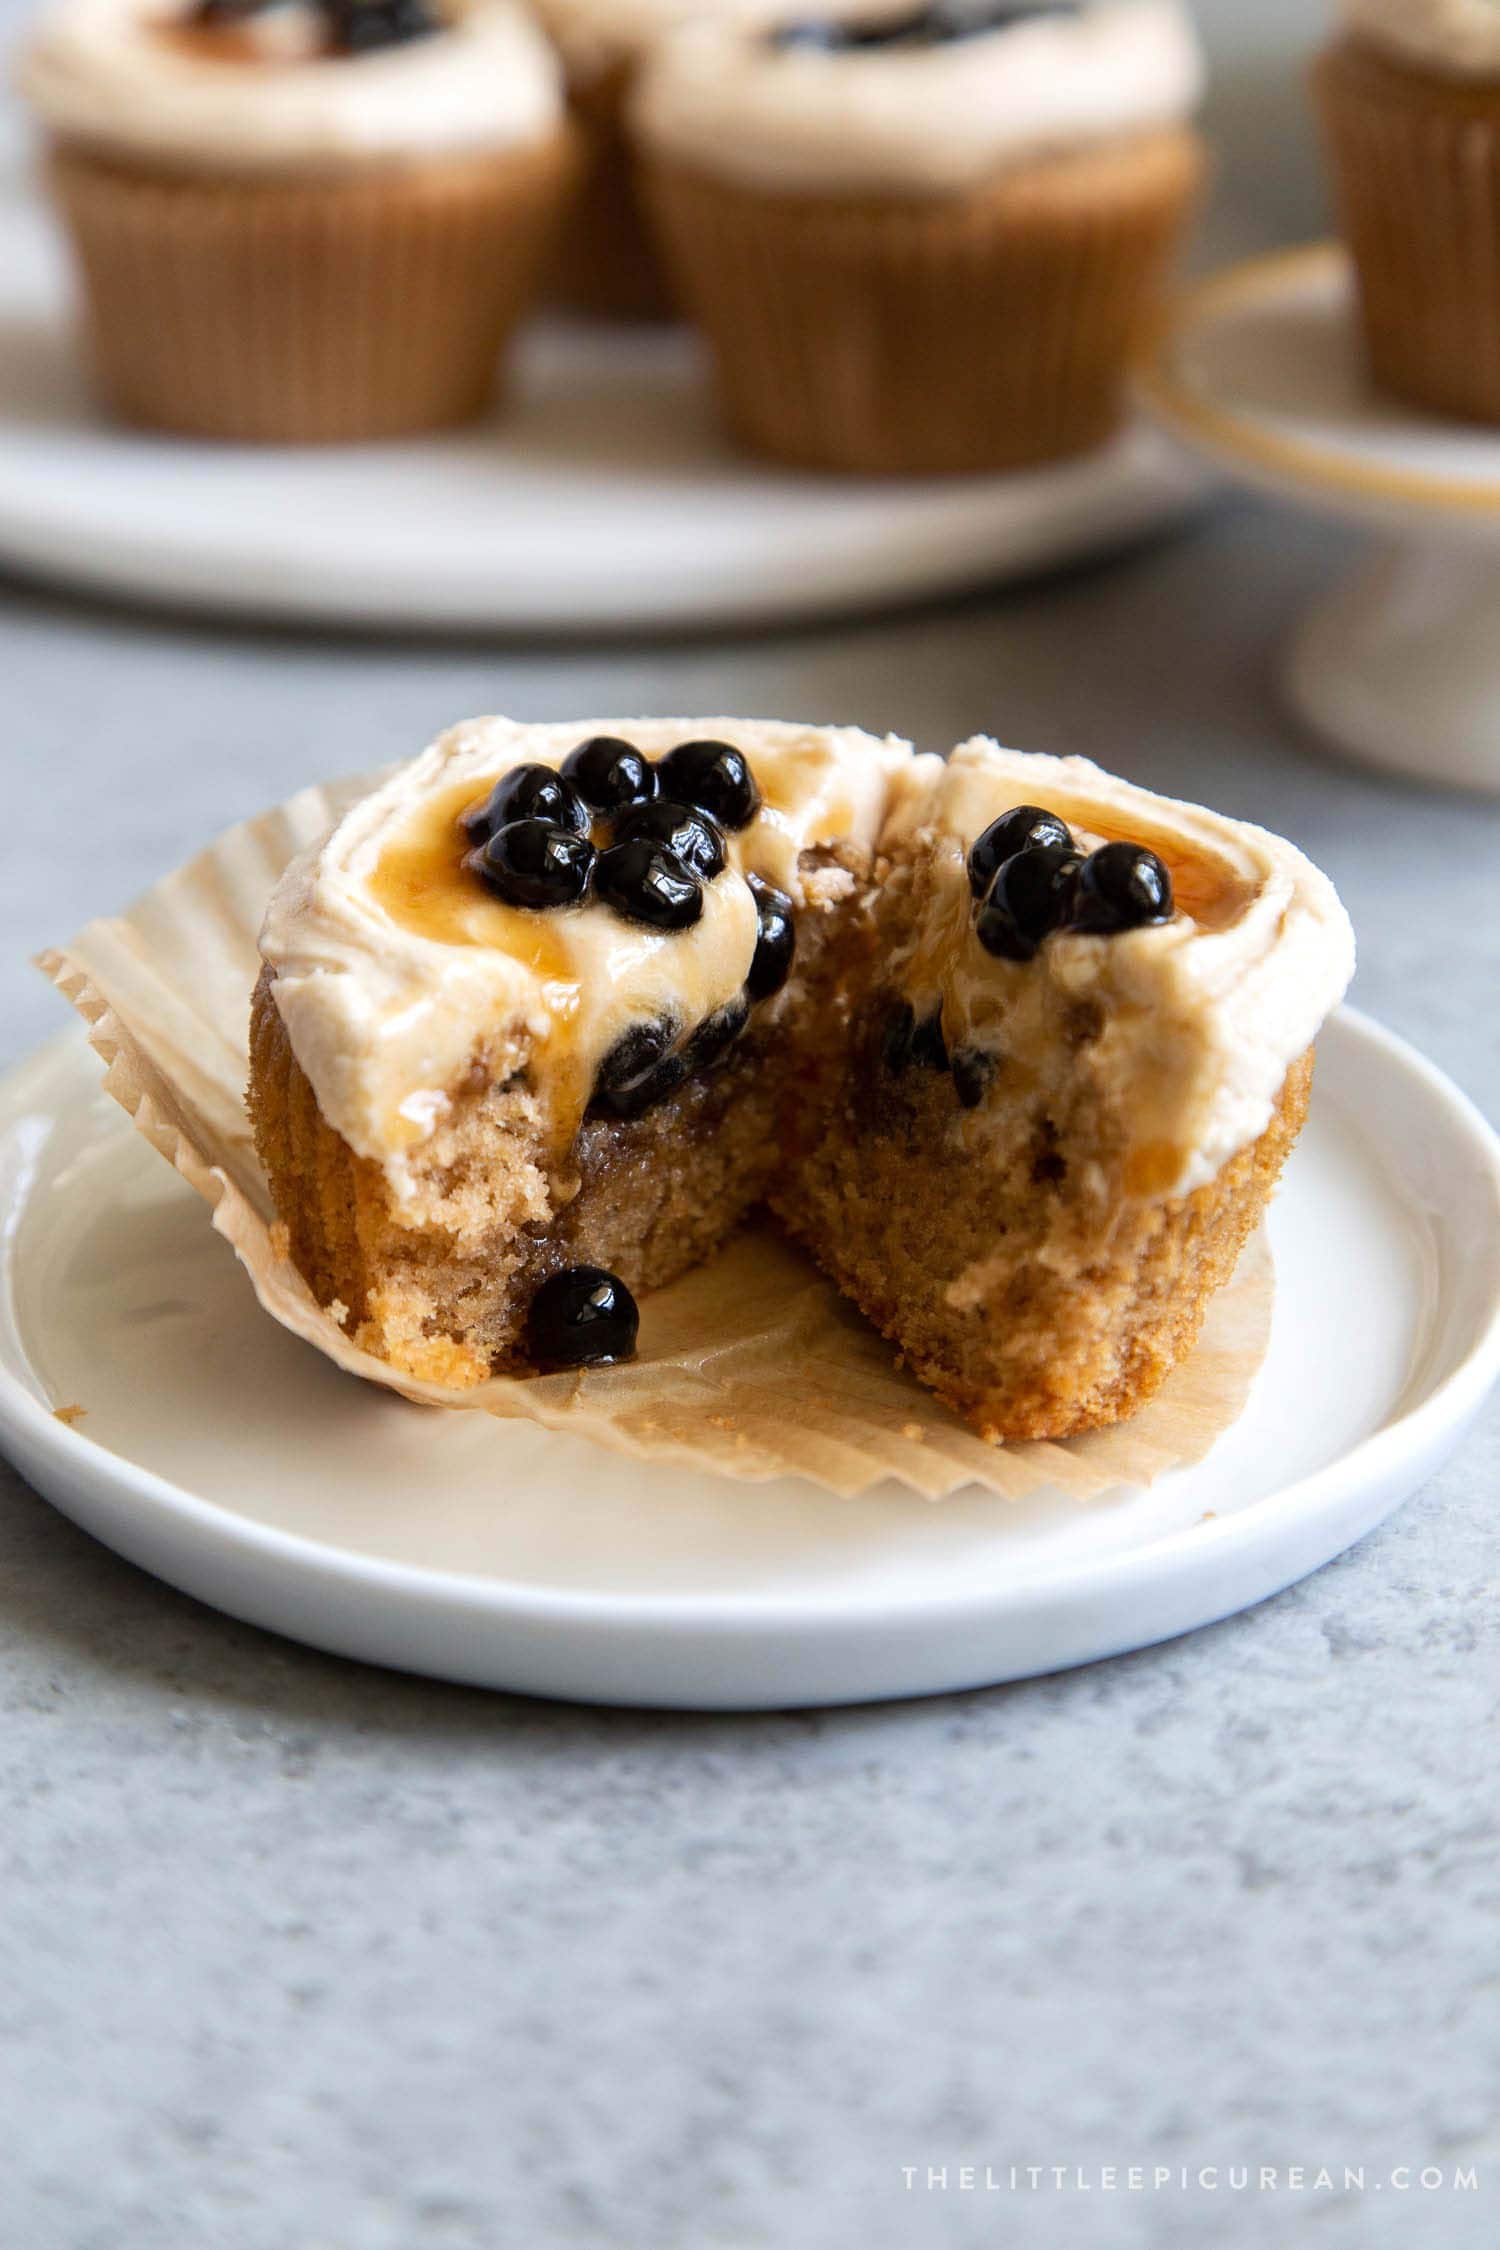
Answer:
[{"left": 38, "top": 776, "right": 1274, "bottom": 1502}]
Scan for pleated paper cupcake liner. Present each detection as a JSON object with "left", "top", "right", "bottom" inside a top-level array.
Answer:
[
  {"left": 549, "top": 64, "right": 677, "bottom": 321},
  {"left": 638, "top": 126, "right": 1205, "bottom": 475},
  {"left": 1315, "top": 38, "right": 1500, "bottom": 425},
  {"left": 47, "top": 130, "right": 581, "bottom": 444},
  {"left": 37, "top": 775, "right": 1272, "bottom": 1501}
]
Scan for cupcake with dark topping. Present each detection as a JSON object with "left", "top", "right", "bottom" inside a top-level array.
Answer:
[
  {"left": 249, "top": 714, "right": 920, "bottom": 1385},
  {"left": 630, "top": 0, "right": 1206, "bottom": 472},
  {"left": 14, "top": 0, "right": 580, "bottom": 441}
]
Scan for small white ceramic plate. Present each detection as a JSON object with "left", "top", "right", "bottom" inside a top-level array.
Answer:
[
  {"left": 0, "top": 185, "right": 1207, "bottom": 635},
  {"left": 0, "top": 1013, "right": 1496, "bottom": 1710}
]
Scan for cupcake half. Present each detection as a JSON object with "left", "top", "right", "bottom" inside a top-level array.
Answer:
[
  {"left": 781, "top": 740, "right": 1353, "bottom": 1437},
  {"left": 14, "top": 0, "right": 580, "bottom": 442},
  {"left": 630, "top": 0, "right": 1207, "bottom": 473},
  {"left": 248, "top": 716, "right": 1353, "bottom": 1437},
  {"left": 1315, "top": 0, "right": 1500, "bottom": 424}
]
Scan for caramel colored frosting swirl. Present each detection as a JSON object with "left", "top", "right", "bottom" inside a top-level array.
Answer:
[{"left": 14, "top": 0, "right": 563, "bottom": 172}]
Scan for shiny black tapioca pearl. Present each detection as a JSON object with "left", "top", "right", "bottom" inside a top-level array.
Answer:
[
  {"left": 593, "top": 838, "right": 703, "bottom": 931},
  {"left": 588, "top": 1053, "right": 688, "bottom": 1122},
  {"left": 326, "top": 0, "right": 443, "bottom": 54},
  {"left": 745, "top": 875, "right": 795, "bottom": 1002},
  {"left": 975, "top": 843, "right": 1083, "bottom": 963},
  {"left": 613, "top": 800, "right": 726, "bottom": 882},
  {"left": 525, "top": 1266, "right": 639, "bottom": 1370},
  {"left": 681, "top": 996, "right": 751, "bottom": 1076},
  {"left": 1067, "top": 842, "right": 1174, "bottom": 936},
  {"left": 462, "top": 762, "right": 589, "bottom": 845},
  {"left": 593, "top": 1015, "right": 679, "bottom": 1099},
  {"left": 657, "top": 740, "right": 761, "bottom": 833},
  {"left": 560, "top": 736, "right": 658, "bottom": 818},
  {"left": 967, "top": 804, "right": 1074, "bottom": 900},
  {"left": 587, "top": 1013, "right": 690, "bottom": 1122},
  {"left": 952, "top": 1047, "right": 999, "bottom": 1110},
  {"left": 472, "top": 820, "right": 594, "bottom": 910}
]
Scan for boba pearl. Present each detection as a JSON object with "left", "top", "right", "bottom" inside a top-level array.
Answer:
[
  {"left": 525, "top": 1267, "right": 639, "bottom": 1369},
  {"left": 1067, "top": 842, "right": 1174, "bottom": 935},
  {"left": 593, "top": 838, "right": 703, "bottom": 931},
  {"left": 967, "top": 805, "right": 1074, "bottom": 900},
  {"left": 560, "top": 736, "right": 659, "bottom": 818},
  {"left": 657, "top": 740, "right": 761, "bottom": 833}
]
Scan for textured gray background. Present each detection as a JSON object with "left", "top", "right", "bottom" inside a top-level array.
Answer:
[{"left": 2, "top": 3, "right": 1498, "bottom": 2246}]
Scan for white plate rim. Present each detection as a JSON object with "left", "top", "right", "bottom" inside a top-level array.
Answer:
[{"left": 1, "top": 1007, "right": 1497, "bottom": 1661}]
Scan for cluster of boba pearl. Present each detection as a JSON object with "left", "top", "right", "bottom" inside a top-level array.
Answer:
[
  {"left": 463, "top": 737, "right": 763, "bottom": 930},
  {"left": 880, "top": 803, "right": 1173, "bottom": 1116},
  {"left": 461, "top": 736, "right": 797, "bottom": 1120},
  {"left": 968, "top": 804, "right": 1174, "bottom": 964}
]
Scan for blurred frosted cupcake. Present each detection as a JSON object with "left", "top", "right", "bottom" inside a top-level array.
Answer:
[
  {"left": 632, "top": 0, "right": 1206, "bottom": 474},
  {"left": 532, "top": 0, "right": 776, "bottom": 319},
  {"left": 14, "top": 0, "right": 579, "bottom": 442},
  {"left": 1315, "top": 2, "right": 1500, "bottom": 423}
]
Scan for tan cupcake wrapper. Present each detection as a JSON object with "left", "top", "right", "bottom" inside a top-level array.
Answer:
[
  {"left": 36, "top": 775, "right": 1272, "bottom": 1502},
  {"left": 549, "top": 64, "right": 677, "bottom": 322},
  {"left": 637, "top": 126, "right": 1205, "bottom": 475},
  {"left": 1315, "top": 37, "right": 1500, "bottom": 425},
  {"left": 46, "top": 130, "right": 582, "bottom": 444}
]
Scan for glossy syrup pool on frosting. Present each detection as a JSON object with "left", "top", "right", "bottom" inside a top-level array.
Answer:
[
  {"left": 1027, "top": 803, "right": 1255, "bottom": 932},
  {"left": 367, "top": 776, "right": 581, "bottom": 987},
  {"left": 364, "top": 759, "right": 769, "bottom": 1146}
]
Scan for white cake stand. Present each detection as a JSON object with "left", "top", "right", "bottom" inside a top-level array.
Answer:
[{"left": 1140, "top": 241, "right": 1500, "bottom": 795}]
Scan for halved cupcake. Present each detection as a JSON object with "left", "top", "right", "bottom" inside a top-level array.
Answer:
[
  {"left": 778, "top": 740, "right": 1354, "bottom": 1438},
  {"left": 248, "top": 716, "right": 1353, "bottom": 1435},
  {"left": 14, "top": 0, "right": 579, "bottom": 441},
  {"left": 631, "top": 0, "right": 1207, "bottom": 472}
]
